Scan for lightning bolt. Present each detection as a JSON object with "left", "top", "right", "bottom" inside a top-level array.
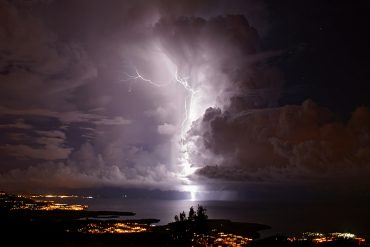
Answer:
[
  {"left": 123, "top": 65, "right": 198, "bottom": 179},
  {"left": 173, "top": 67, "right": 197, "bottom": 133},
  {"left": 121, "top": 69, "right": 170, "bottom": 92},
  {"left": 173, "top": 68, "right": 198, "bottom": 179},
  {"left": 123, "top": 69, "right": 171, "bottom": 87}
]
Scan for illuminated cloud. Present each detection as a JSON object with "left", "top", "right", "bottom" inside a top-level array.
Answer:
[
  {"left": 190, "top": 100, "right": 370, "bottom": 183},
  {"left": 0, "top": 141, "right": 180, "bottom": 191},
  {"left": 157, "top": 123, "right": 176, "bottom": 135}
]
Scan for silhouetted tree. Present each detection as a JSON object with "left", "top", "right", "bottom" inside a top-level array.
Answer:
[
  {"left": 174, "top": 215, "right": 179, "bottom": 222},
  {"left": 196, "top": 204, "right": 208, "bottom": 221},
  {"left": 172, "top": 205, "right": 209, "bottom": 246},
  {"left": 195, "top": 204, "right": 208, "bottom": 234},
  {"left": 188, "top": 206, "right": 196, "bottom": 221},
  {"left": 179, "top": 211, "right": 186, "bottom": 221}
]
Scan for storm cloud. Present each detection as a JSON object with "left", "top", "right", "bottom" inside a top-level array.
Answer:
[
  {"left": 189, "top": 101, "right": 370, "bottom": 183},
  {"left": 0, "top": 0, "right": 369, "bottom": 196}
]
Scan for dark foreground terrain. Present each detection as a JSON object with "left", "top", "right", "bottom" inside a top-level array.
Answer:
[
  {"left": 0, "top": 192, "right": 368, "bottom": 246},
  {"left": 0, "top": 212, "right": 268, "bottom": 247},
  {"left": 1, "top": 211, "right": 368, "bottom": 247}
]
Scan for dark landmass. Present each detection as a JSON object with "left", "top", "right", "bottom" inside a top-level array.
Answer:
[
  {"left": 1, "top": 210, "right": 368, "bottom": 247},
  {"left": 251, "top": 235, "right": 368, "bottom": 247},
  {"left": 0, "top": 192, "right": 368, "bottom": 246}
]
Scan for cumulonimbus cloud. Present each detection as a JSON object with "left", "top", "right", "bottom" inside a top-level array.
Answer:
[
  {"left": 1, "top": 0, "right": 368, "bottom": 194},
  {"left": 189, "top": 100, "right": 370, "bottom": 183}
]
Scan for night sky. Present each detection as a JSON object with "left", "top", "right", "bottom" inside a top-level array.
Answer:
[{"left": 1, "top": 0, "right": 370, "bottom": 228}]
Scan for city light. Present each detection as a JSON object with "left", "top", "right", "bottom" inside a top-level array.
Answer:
[
  {"left": 78, "top": 222, "right": 149, "bottom": 234},
  {"left": 1, "top": 192, "right": 88, "bottom": 211},
  {"left": 192, "top": 232, "right": 253, "bottom": 247},
  {"left": 288, "top": 232, "right": 367, "bottom": 245}
]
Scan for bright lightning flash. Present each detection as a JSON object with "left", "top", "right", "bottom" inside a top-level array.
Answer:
[{"left": 123, "top": 52, "right": 201, "bottom": 199}]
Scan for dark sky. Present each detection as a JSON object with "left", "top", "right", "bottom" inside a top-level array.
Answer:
[
  {"left": 0, "top": 0, "right": 370, "bottom": 211},
  {"left": 264, "top": 0, "right": 370, "bottom": 118}
]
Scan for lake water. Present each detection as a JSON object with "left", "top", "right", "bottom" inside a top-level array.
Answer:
[{"left": 58, "top": 197, "right": 370, "bottom": 238}]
